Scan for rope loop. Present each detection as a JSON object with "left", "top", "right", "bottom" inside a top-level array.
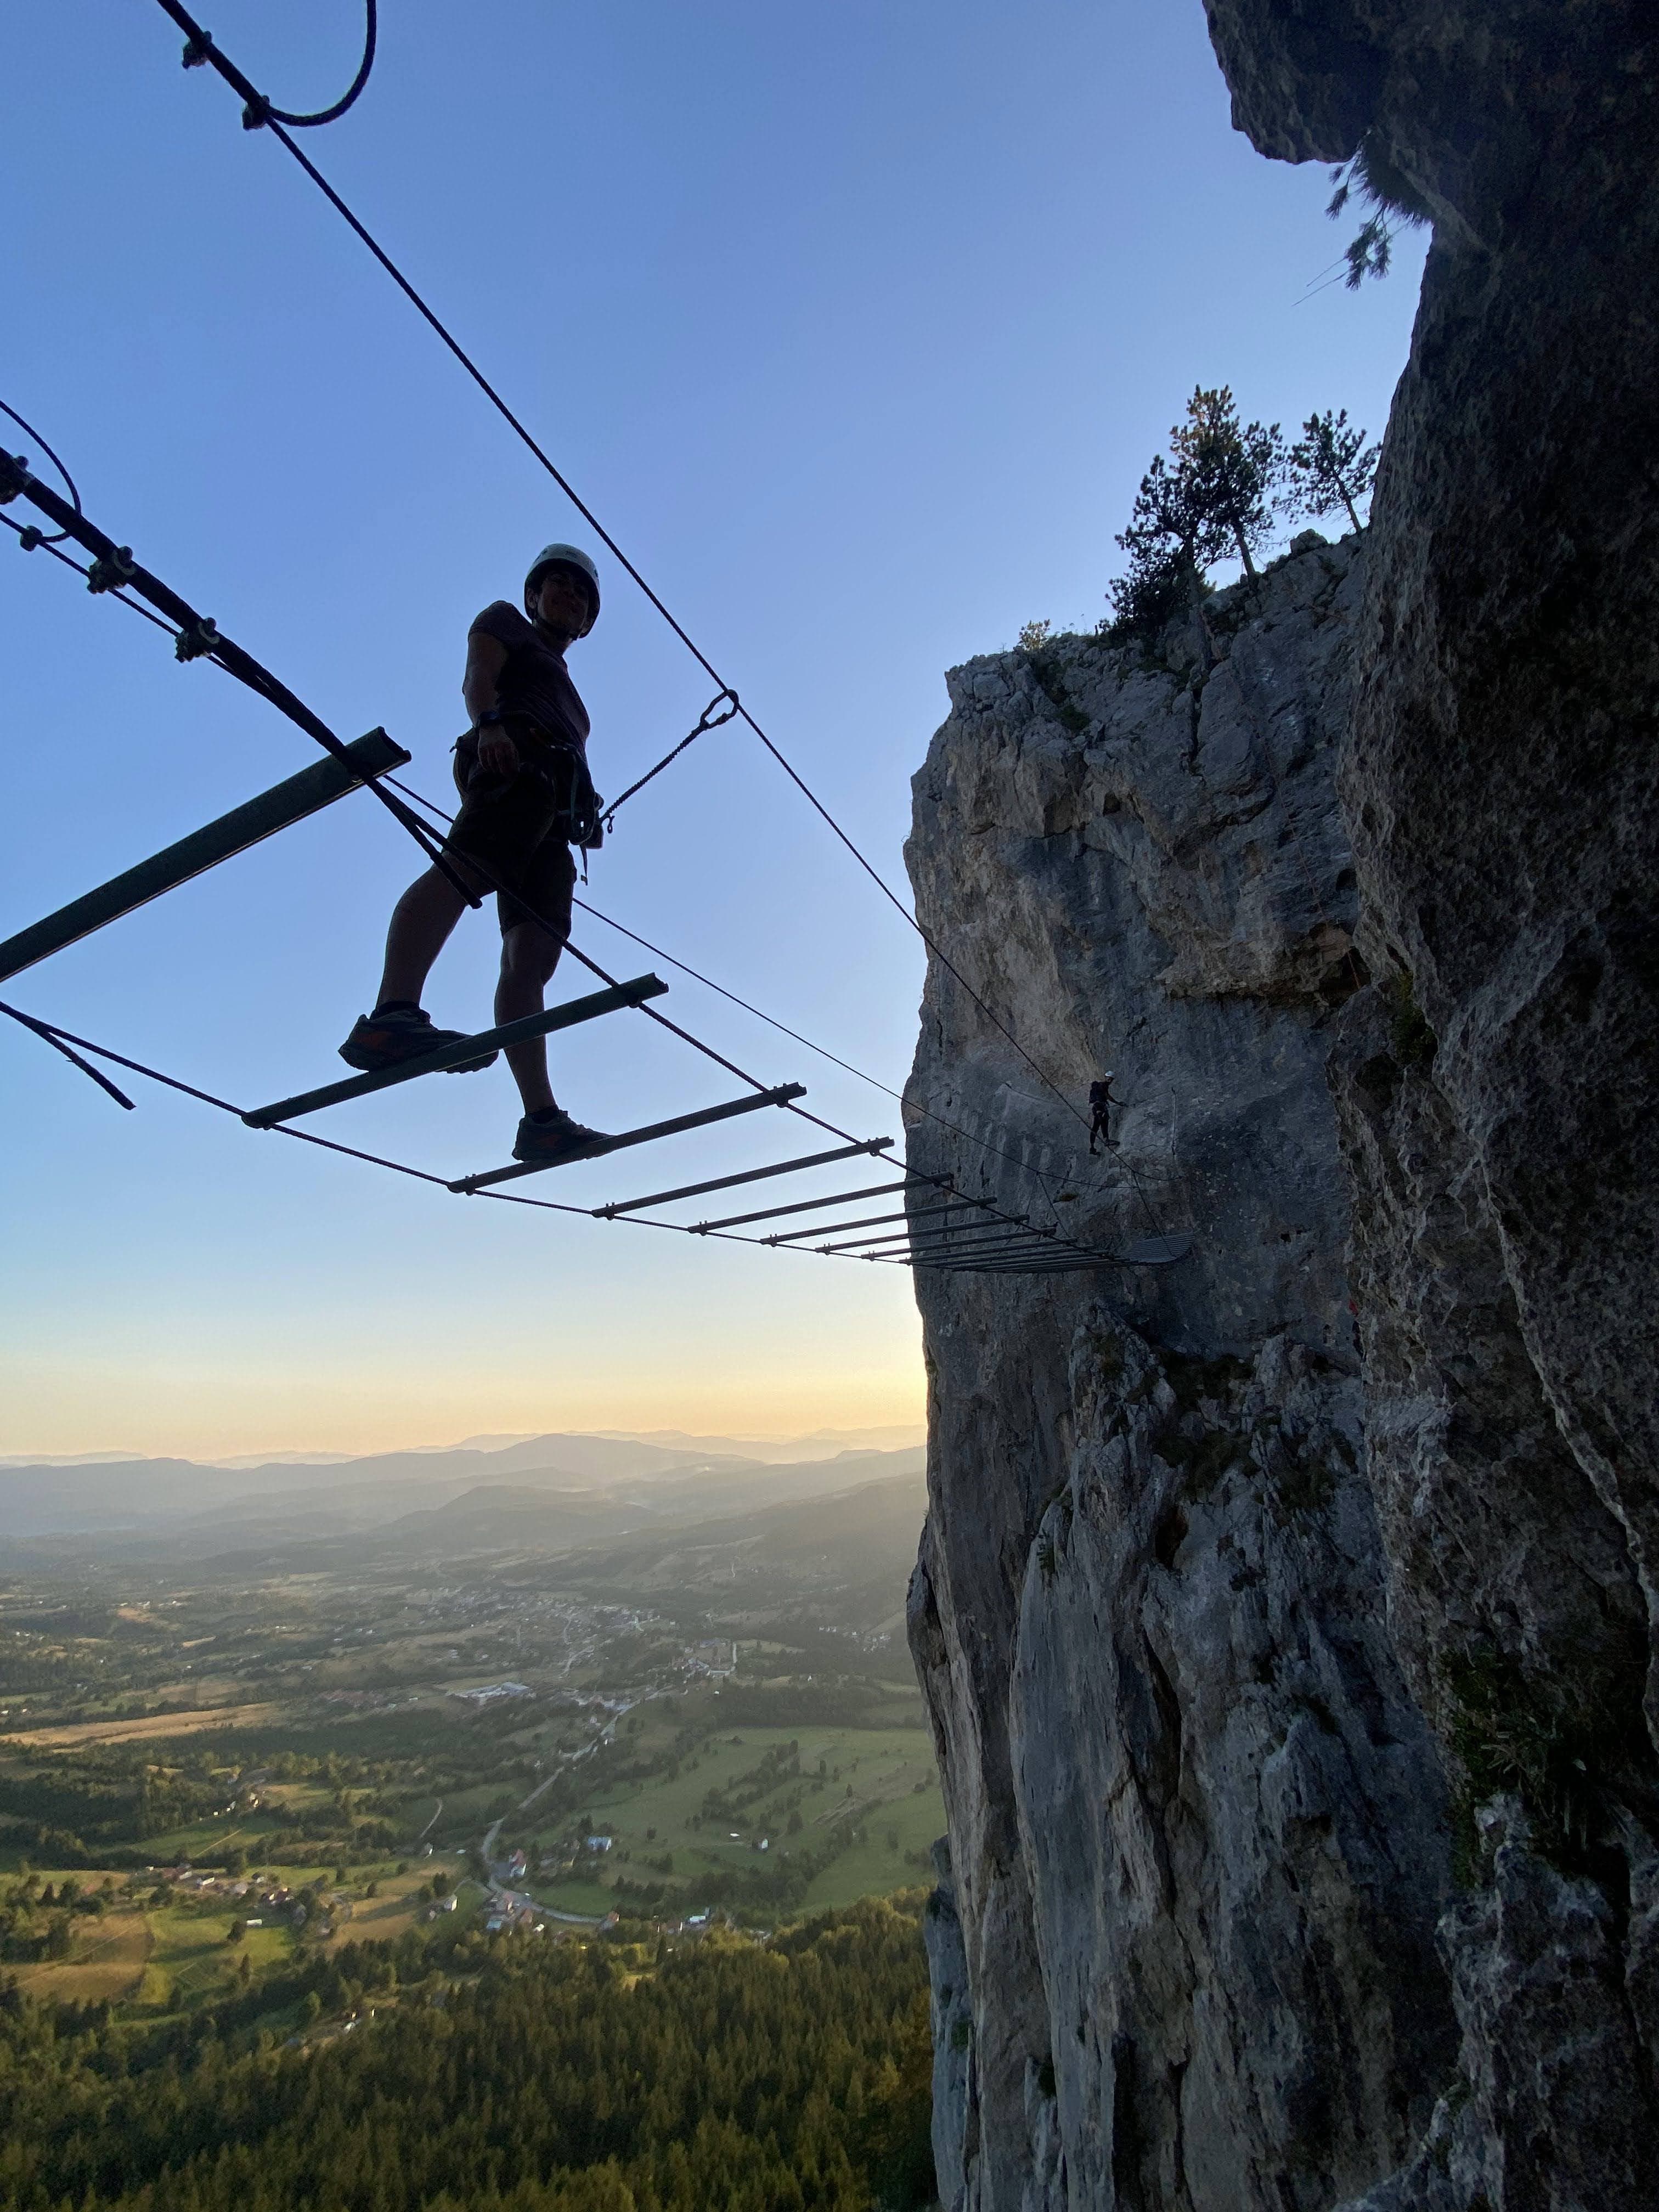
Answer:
[
  {"left": 0, "top": 409, "right": 83, "bottom": 545},
  {"left": 696, "top": 686, "right": 741, "bottom": 733},
  {"left": 169, "top": 0, "right": 377, "bottom": 131}
]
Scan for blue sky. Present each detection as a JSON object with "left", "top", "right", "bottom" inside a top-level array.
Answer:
[{"left": 1, "top": 1, "right": 1425, "bottom": 1457}]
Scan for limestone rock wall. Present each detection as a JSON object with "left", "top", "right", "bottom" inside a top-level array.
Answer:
[
  {"left": 1208, "top": 0, "right": 1659, "bottom": 2199},
  {"left": 905, "top": 545, "right": 1458, "bottom": 2211}
]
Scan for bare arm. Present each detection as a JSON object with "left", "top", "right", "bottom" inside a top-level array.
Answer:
[{"left": 463, "top": 631, "right": 515, "bottom": 775}]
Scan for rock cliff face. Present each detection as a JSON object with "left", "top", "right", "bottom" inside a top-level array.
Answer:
[
  {"left": 1215, "top": 0, "right": 1659, "bottom": 2200},
  {"left": 907, "top": 543, "right": 1459, "bottom": 2210},
  {"left": 908, "top": 7, "right": 1659, "bottom": 2206}
]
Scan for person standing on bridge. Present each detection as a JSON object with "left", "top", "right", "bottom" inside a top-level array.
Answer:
[
  {"left": 1088, "top": 1073, "right": 1120, "bottom": 1155},
  {"left": 340, "top": 545, "right": 611, "bottom": 1166}
]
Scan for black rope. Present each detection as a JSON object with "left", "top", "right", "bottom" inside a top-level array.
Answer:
[
  {"left": 0, "top": 999, "right": 135, "bottom": 1109},
  {"left": 369, "top": 769, "right": 868, "bottom": 1151},
  {"left": 0, "top": 449, "right": 477, "bottom": 904},
  {"left": 172, "top": 0, "right": 377, "bottom": 130},
  {"left": 380, "top": 767, "right": 1155, "bottom": 1245},
  {"left": 0, "top": 400, "right": 80, "bottom": 544},
  {"left": 2, "top": 992, "right": 1118, "bottom": 1272},
  {"left": 602, "top": 689, "right": 738, "bottom": 828},
  {"left": 2, "top": 511, "right": 181, "bottom": 637},
  {"left": 1, "top": 450, "right": 1131, "bottom": 1269},
  {"left": 0, "top": 482, "right": 1146, "bottom": 1272},
  {"left": 150, "top": 0, "right": 1098, "bottom": 1141}
]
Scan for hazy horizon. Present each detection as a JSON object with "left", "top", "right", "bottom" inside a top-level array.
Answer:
[{"left": 0, "top": 1418, "right": 929, "bottom": 1472}]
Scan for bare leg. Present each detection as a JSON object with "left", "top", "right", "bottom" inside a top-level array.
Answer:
[
  {"left": 496, "top": 919, "right": 566, "bottom": 1113},
  {"left": 375, "top": 861, "right": 484, "bottom": 1008}
]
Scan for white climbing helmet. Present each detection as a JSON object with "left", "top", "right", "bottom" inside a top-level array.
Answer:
[{"left": 524, "top": 542, "right": 600, "bottom": 633}]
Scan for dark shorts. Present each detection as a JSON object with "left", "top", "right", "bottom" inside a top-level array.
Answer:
[{"left": 447, "top": 742, "right": 576, "bottom": 941}]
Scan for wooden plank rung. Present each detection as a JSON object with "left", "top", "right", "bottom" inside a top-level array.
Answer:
[
  {"left": 244, "top": 974, "right": 667, "bottom": 1127},
  {"left": 0, "top": 729, "right": 410, "bottom": 985},
  {"left": 453, "top": 1083, "right": 808, "bottom": 1193},
  {"left": 594, "top": 1137, "right": 892, "bottom": 1218}
]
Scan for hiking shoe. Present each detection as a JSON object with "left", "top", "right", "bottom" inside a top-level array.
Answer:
[
  {"left": 339, "top": 1006, "right": 498, "bottom": 1075},
  {"left": 511, "top": 1108, "right": 610, "bottom": 1164}
]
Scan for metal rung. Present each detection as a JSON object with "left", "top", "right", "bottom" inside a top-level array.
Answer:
[
  {"left": 766, "top": 1199, "right": 971, "bottom": 1245},
  {"left": 244, "top": 975, "right": 668, "bottom": 1127},
  {"left": 0, "top": 729, "right": 410, "bottom": 984},
  {"left": 934, "top": 1256, "right": 1105, "bottom": 1272},
  {"left": 1121, "top": 1234, "right": 1194, "bottom": 1266},
  {"left": 914, "top": 1251, "right": 1114, "bottom": 1273},
  {"left": 595, "top": 1137, "right": 891, "bottom": 1218},
  {"left": 695, "top": 1174, "right": 935, "bottom": 1234},
  {"left": 822, "top": 1222, "right": 1045, "bottom": 1257},
  {"left": 453, "top": 1083, "right": 808, "bottom": 1193},
  {"left": 912, "top": 1233, "right": 1195, "bottom": 1273},
  {"left": 860, "top": 1235, "right": 1064, "bottom": 1263}
]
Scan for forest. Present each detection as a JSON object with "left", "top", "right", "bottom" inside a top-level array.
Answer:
[{"left": 0, "top": 1894, "right": 936, "bottom": 2212}]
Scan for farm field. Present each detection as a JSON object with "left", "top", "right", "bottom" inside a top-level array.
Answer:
[
  {"left": 0, "top": 1474, "right": 940, "bottom": 1995},
  {"left": 9, "top": 1904, "right": 154, "bottom": 2003},
  {"left": 140, "top": 1903, "right": 291, "bottom": 2008},
  {"left": 521, "top": 1722, "right": 942, "bottom": 1917},
  {"left": 1, "top": 1702, "right": 284, "bottom": 1750},
  {"left": 5, "top": 1856, "right": 486, "bottom": 2013},
  {"left": 8, "top": 1888, "right": 290, "bottom": 2011},
  {"left": 321, "top": 1862, "right": 475, "bottom": 1952}
]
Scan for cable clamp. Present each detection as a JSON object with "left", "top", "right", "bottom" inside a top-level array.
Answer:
[
  {"left": 174, "top": 617, "right": 221, "bottom": 663},
  {"left": 0, "top": 453, "right": 26, "bottom": 504},
  {"left": 86, "top": 546, "right": 137, "bottom": 595},
  {"left": 181, "top": 31, "right": 213, "bottom": 69},
  {"left": 241, "top": 93, "right": 271, "bottom": 130},
  {"left": 16, "top": 526, "right": 43, "bottom": 551}
]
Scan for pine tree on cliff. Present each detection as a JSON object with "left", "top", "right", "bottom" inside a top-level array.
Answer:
[
  {"left": 1286, "top": 409, "right": 1379, "bottom": 535},
  {"left": 1172, "top": 385, "right": 1284, "bottom": 580},
  {"left": 1107, "top": 386, "right": 1280, "bottom": 640},
  {"left": 1109, "top": 449, "right": 1221, "bottom": 638}
]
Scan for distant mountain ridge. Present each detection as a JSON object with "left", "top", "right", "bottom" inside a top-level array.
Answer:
[{"left": 0, "top": 1433, "right": 927, "bottom": 1564}]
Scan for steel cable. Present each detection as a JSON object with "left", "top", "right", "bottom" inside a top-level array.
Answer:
[
  {"left": 2, "top": 510, "right": 179, "bottom": 636},
  {"left": 170, "top": 0, "right": 377, "bottom": 129},
  {"left": 0, "top": 448, "right": 474, "bottom": 899},
  {"left": 0, "top": 400, "right": 80, "bottom": 543},
  {"left": 2, "top": 466, "right": 1148, "bottom": 1268},
  {"left": 378, "top": 768, "right": 1139, "bottom": 1255},
  {"left": 148, "top": 0, "right": 1098, "bottom": 1141},
  {"left": 0, "top": 998, "right": 1096, "bottom": 1270}
]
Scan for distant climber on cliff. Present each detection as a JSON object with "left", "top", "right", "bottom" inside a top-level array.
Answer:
[
  {"left": 1088, "top": 1074, "right": 1120, "bottom": 1154},
  {"left": 337, "top": 544, "right": 611, "bottom": 1167}
]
